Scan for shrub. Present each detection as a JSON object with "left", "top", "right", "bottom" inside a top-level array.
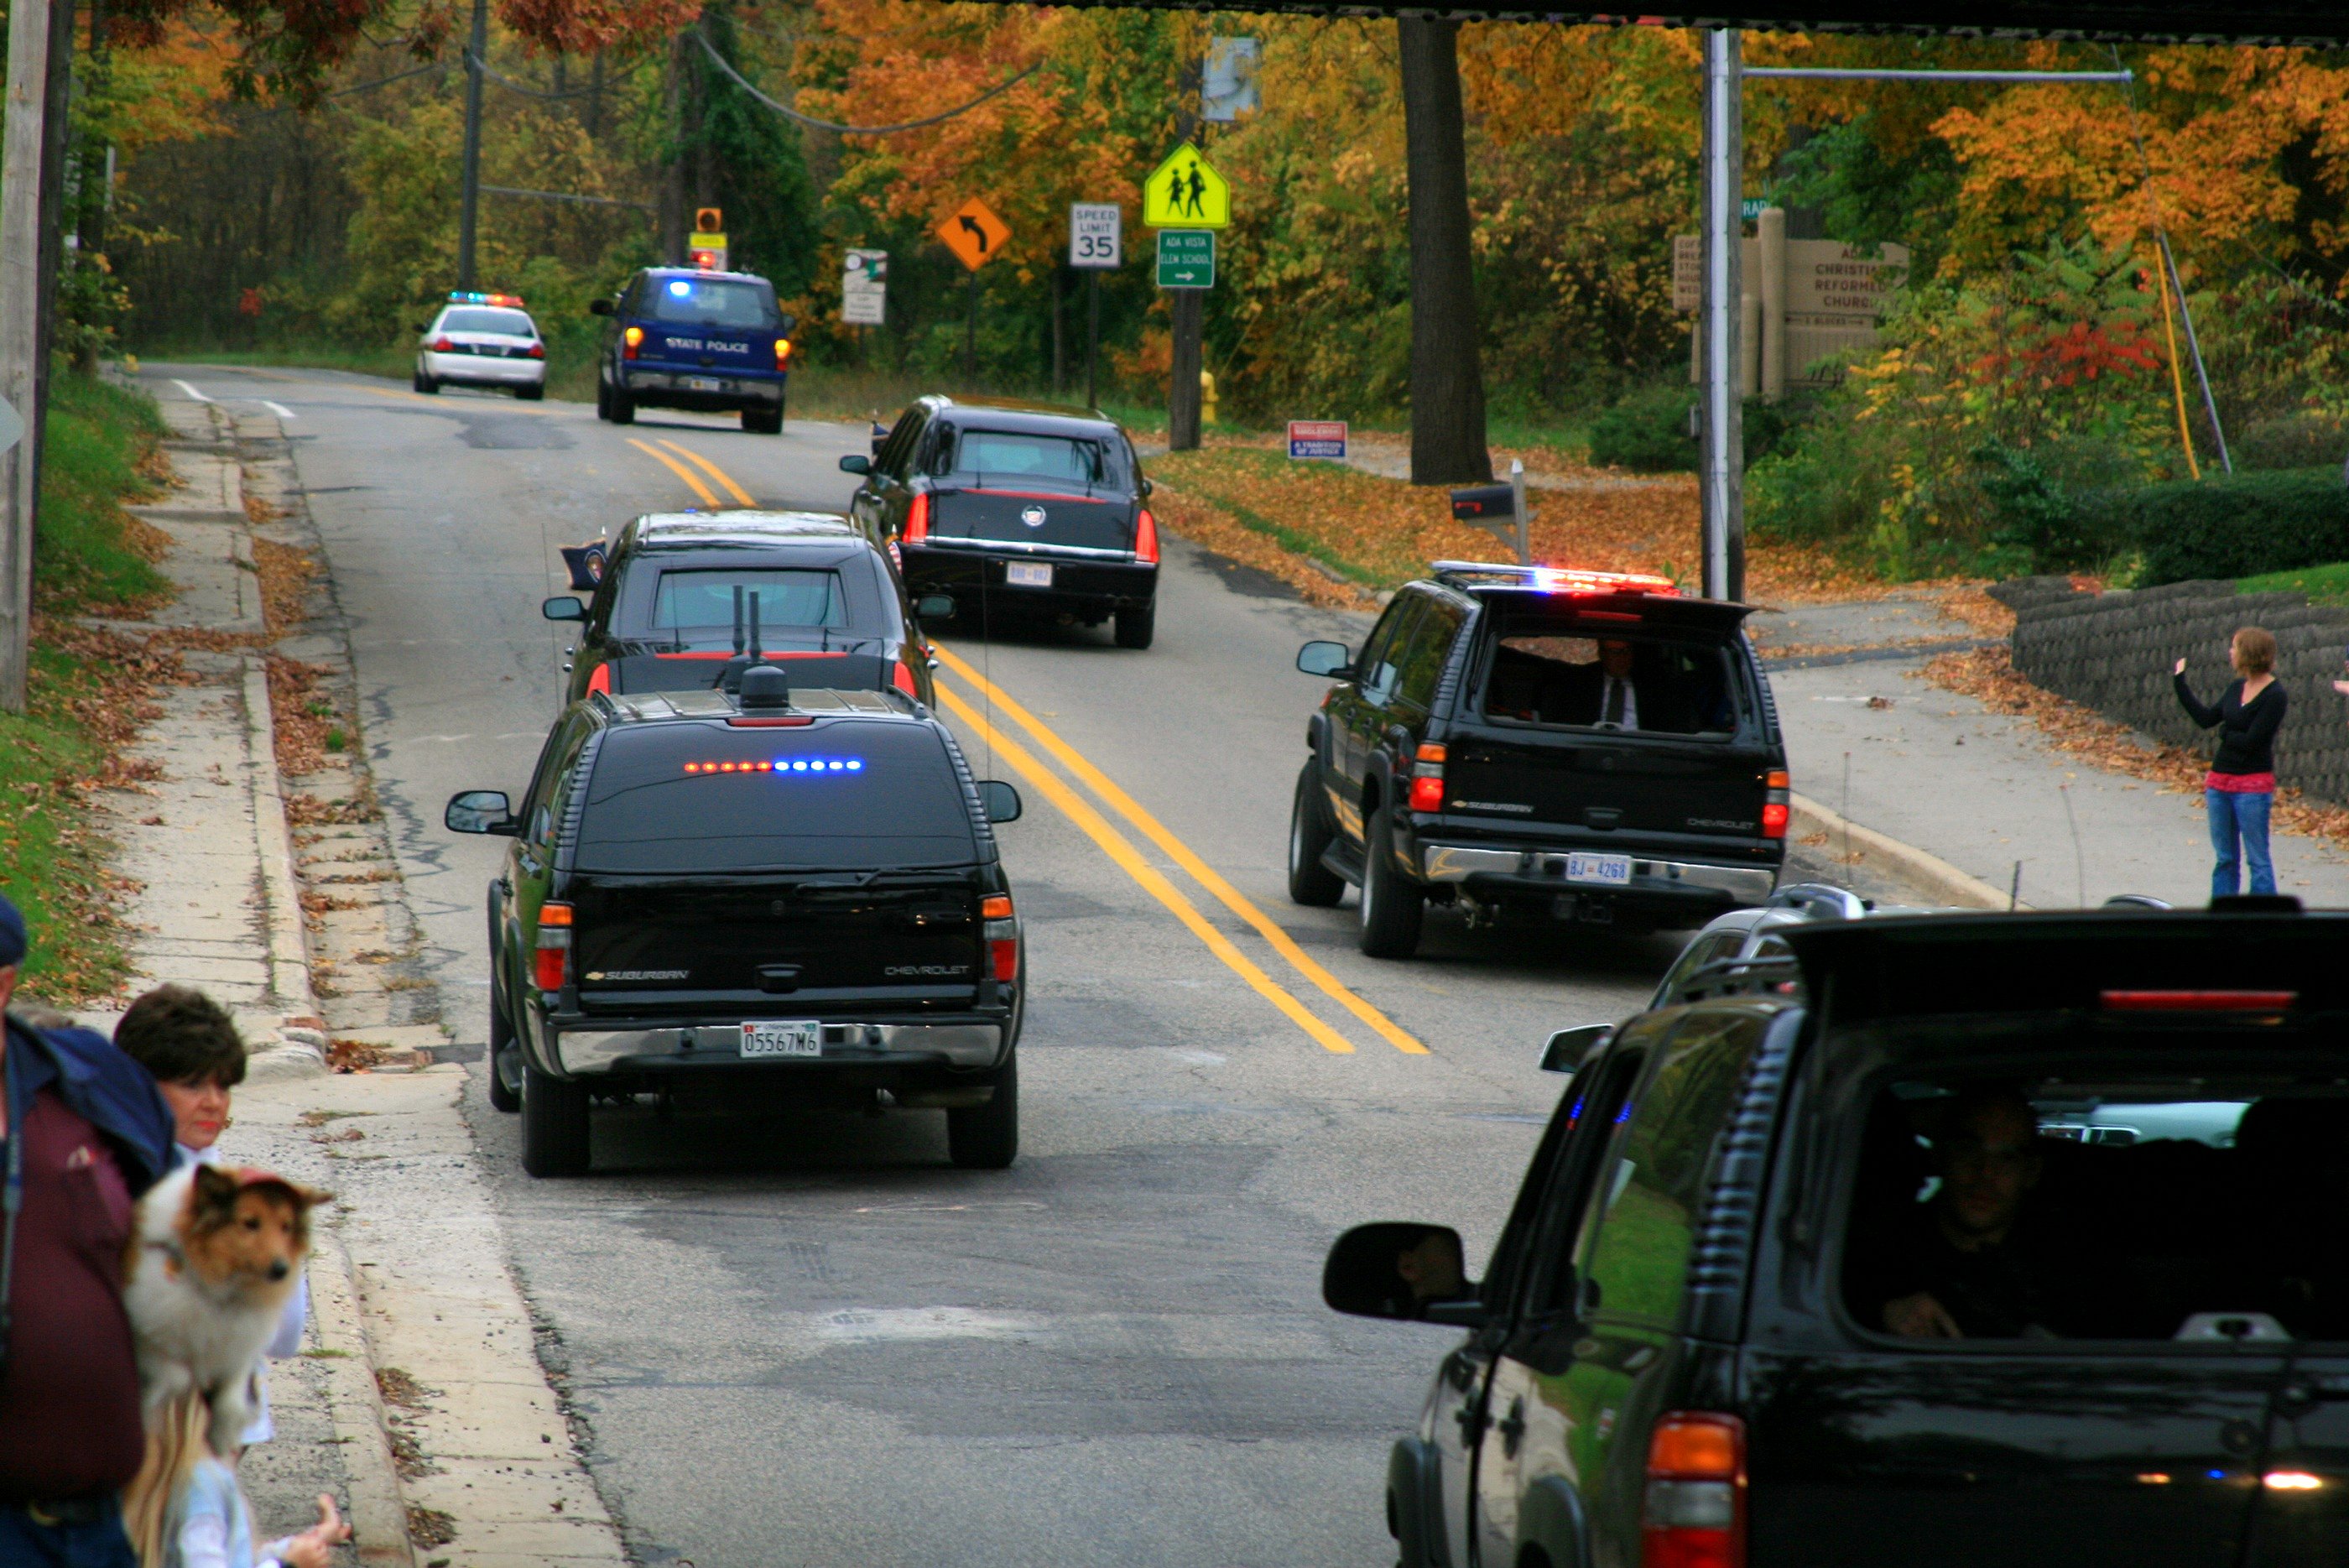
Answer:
[
  {"left": 2096, "top": 467, "right": 2349, "bottom": 585},
  {"left": 1588, "top": 385, "right": 1805, "bottom": 474},
  {"left": 2232, "top": 413, "right": 2348, "bottom": 473}
]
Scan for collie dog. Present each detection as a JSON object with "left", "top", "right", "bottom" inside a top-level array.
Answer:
[{"left": 123, "top": 1164, "right": 331, "bottom": 1452}]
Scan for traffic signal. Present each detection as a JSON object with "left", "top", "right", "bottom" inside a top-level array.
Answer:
[{"left": 695, "top": 208, "right": 722, "bottom": 233}]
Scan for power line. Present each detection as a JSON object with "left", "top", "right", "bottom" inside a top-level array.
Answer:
[
  {"left": 690, "top": 27, "right": 1040, "bottom": 136},
  {"left": 482, "top": 183, "right": 653, "bottom": 211},
  {"left": 466, "top": 50, "right": 602, "bottom": 100}
]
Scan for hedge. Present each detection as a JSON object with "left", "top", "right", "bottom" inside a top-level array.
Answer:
[{"left": 2095, "top": 466, "right": 2349, "bottom": 585}]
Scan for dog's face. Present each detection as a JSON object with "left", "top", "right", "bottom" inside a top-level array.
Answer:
[{"left": 180, "top": 1165, "right": 332, "bottom": 1296}]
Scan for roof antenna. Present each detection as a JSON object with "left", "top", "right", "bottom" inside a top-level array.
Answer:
[
  {"left": 732, "top": 585, "right": 745, "bottom": 656},
  {"left": 748, "top": 590, "right": 764, "bottom": 663}
]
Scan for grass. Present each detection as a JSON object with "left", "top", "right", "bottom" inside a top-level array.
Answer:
[
  {"left": 134, "top": 341, "right": 413, "bottom": 383},
  {"left": 2241, "top": 561, "right": 2349, "bottom": 605},
  {"left": 1, "top": 372, "right": 174, "bottom": 1002}
]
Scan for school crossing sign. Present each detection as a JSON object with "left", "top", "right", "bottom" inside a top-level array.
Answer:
[{"left": 1142, "top": 143, "right": 1231, "bottom": 230}]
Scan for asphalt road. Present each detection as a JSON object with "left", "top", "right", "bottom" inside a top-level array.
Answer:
[{"left": 148, "top": 363, "right": 1771, "bottom": 1568}]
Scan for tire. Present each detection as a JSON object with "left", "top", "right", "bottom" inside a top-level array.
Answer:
[
  {"left": 518, "top": 383, "right": 544, "bottom": 401},
  {"left": 486, "top": 950, "right": 521, "bottom": 1115},
  {"left": 947, "top": 1051, "right": 1018, "bottom": 1169},
  {"left": 607, "top": 382, "right": 635, "bottom": 425},
  {"left": 595, "top": 378, "right": 611, "bottom": 420},
  {"left": 1113, "top": 600, "right": 1155, "bottom": 649},
  {"left": 520, "top": 1057, "right": 591, "bottom": 1177},
  {"left": 1358, "top": 800, "right": 1425, "bottom": 960},
  {"left": 411, "top": 367, "right": 427, "bottom": 393},
  {"left": 742, "top": 405, "right": 782, "bottom": 435},
  {"left": 416, "top": 371, "right": 440, "bottom": 395},
  {"left": 1288, "top": 760, "right": 1346, "bottom": 907}
]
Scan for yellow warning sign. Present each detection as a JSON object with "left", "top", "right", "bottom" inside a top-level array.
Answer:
[
  {"left": 1142, "top": 143, "right": 1230, "bottom": 230},
  {"left": 936, "top": 198, "right": 1011, "bottom": 271}
]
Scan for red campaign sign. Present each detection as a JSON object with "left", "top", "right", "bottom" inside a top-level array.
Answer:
[{"left": 1289, "top": 419, "right": 1347, "bottom": 460}]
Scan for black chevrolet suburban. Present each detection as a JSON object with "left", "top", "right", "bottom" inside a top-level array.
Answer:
[
  {"left": 445, "top": 669, "right": 1024, "bottom": 1177},
  {"left": 1288, "top": 562, "right": 1787, "bottom": 958},
  {"left": 1328, "top": 908, "right": 2349, "bottom": 1568}
]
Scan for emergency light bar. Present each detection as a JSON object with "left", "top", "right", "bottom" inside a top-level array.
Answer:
[
  {"left": 449, "top": 291, "right": 526, "bottom": 308},
  {"left": 1430, "top": 560, "right": 1681, "bottom": 596}
]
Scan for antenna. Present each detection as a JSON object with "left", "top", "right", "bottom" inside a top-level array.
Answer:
[
  {"left": 732, "top": 585, "right": 745, "bottom": 656},
  {"left": 748, "top": 591, "right": 763, "bottom": 662},
  {"left": 2010, "top": 862, "right": 2023, "bottom": 912},
  {"left": 2060, "top": 783, "right": 2085, "bottom": 907}
]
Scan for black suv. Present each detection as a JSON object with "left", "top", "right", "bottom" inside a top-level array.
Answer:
[
  {"left": 1288, "top": 563, "right": 1787, "bottom": 958},
  {"left": 1327, "top": 908, "right": 2349, "bottom": 1568},
  {"left": 540, "top": 510, "right": 945, "bottom": 710},
  {"left": 840, "top": 395, "right": 1159, "bottom": 649},
  {"left": 444, "top": 669, "right": 1025, "bottom": 1178}
]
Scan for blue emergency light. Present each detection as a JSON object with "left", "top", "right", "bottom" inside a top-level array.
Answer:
[
  {"left": 448, "top": 290, "right": 525, "bottom": 308},
  {"left": 666, "top": 279, "right": 694, "bottom": 298}
]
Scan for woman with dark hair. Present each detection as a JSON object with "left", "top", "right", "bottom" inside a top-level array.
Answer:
[{"left": 2175, "top": 626, "right": 2286, "bottom": 898}]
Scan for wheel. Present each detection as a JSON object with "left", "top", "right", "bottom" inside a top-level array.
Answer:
[
  {"left": 1113, "top": 600, "right": 1155, "bottom": 649},
  {"left": 411, "top": 367, "right": 427, "bottom": 393},
  {"left": 1289, "top": 761, "right": 1346, "bottom": 907},
  {"left": 517, "top": 383, "right": 544, "bottom": 402},
  {"left": 486, "top": 953, "right": 520, "bottom": 1115},
  {"left": 594, "top": 378, "right": 610, "bottom": 420},
  {"left": 741, "top": 405, "right": 782, "bottom": 435},
  {"left": 520, "top": 1057, "right": 591, "bottom": 1176},
  {"left": 416, "top": 371, "right": 440, "bottom": 395},
  {"left": 608, "top": 382, "right": 635, "bottom": 425},
  {"left": 1358, "top": 801, "right": 1425, "bottom": 960},
  {"left": 947, "top": 1051, "right": 1018, "bottom": 1169}
]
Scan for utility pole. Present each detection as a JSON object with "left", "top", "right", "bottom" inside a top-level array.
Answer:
[
  {"left": 1166, "top": 49, "right": 1203, "bottom": 451},
  {"left": 0, "top": 0, "right": 51, "bottom": 712},
  {"left": 1698, "top": 29, "right": 1744, "bottom": 603},
  {"left": 456, "top": 0, "right": 487, "bottom": 289}
]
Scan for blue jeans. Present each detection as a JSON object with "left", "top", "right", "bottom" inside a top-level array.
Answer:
[
  {"left": 0, "top": 1500, "right": 137, "bottom": 1568},
  {"left": 2206, "top": 788, "right": 2276, "bottom": 899}
]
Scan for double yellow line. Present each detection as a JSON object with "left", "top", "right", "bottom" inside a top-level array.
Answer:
[
  {"left": 628, "top": 438, "right": 755, "bottom": 508},
  {"left": 932, "top": 646, "right": 1425, "bottom": 1057}
]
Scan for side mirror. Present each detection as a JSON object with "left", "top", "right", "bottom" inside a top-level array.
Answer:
[
  {"left": 915, "top": 594, "right": 956, "bottom": 621},
  {"left": 1540, "top": 1024, "right": 1612, "bottom": 1074},
  {"left": 588, "top": 298, "right": 616, "bottom": 317},
  {"left": 445, "top": 789, "right": 518, "bottom": 836},
  {"left": 542, "top": 596, "right": 586, "bottom": 623},
  {"left": 839, "top": 454, "right": 872, "bottom": 475},
  {"left": 977, "top": 780, "right": 1022, "bottom": 824},
  {"left": 1296, "top": 640, "right": 1354, "bottom": 679},
  {"left": 1139, "top": 476, "right": 1154, "bottom": 497},
  {"left": 1322, "top": 1222, "right": 1483, "bottom": 1326},
  {"left": 779, "top": 312, "right": 798, "bottom": 334}
]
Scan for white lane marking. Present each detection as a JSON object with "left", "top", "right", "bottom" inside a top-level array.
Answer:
[
  {"left": 409, "top": 734, "right": 476, "bottom": 743},
  {"left": 816, "top": 1308, "right": 1041, "bottom": 1344},
  {"left": 262, "top": 399, "right": 295, "bottom": 419},
  {"left": 171, "top": 379, "right": 212, "bottom": 403}
]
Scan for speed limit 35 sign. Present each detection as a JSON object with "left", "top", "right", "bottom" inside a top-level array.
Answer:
[{"left": 1069, "top": 203, "right": 1122, "bottom": 269}]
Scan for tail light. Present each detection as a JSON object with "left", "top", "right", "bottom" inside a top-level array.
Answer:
[
  {"left": 775, "top": 337, "right": 793, "bottom": 369},
  {"left": 534, "top": 901, "right": 573, "bottom": 992},
  {"left": 528, "top": 342, "right": 546, "bottom": 359},
  {"left": 892, "top": 658, "right": 919, "bottom": 697},
  {"left": 1761, "top": 768, "right": 1789, "bottom": 839},
  {"left": 431, "top": 336, "right": 456, "bottom": 352},
  {"left": 982, "top": 894, "right": 1019, "bottom": 983},
  {"left": 1643, "top": 1414, "right": 1744, "bottom": 1568},
  {"left": 1409, "top": 742, "right": 1446, "bottom": 814},
  {"left": 2103, "top": 989, "right": 2298, "bottom": 1012},
  {"left": 903, "top": 492, "right": 930, "bottom": 545},
  {"left": 622, "top": 326, "right": 643, "bottom": 360},
  {"left": 1134, "top": 508, "right": 1159, "bottom": 565}
]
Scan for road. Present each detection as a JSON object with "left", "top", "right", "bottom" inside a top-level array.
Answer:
[{"left": 148, "top": 362, "right": 1800, "bottom": 1568}]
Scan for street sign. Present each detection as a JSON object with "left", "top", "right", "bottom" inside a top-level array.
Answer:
[
  {"left": 1156, "top": 230, "right": 1215, "bottom": 289},
  {"left": 1143, "top": 143, "right": 1231, "bottom": 230},
  {"left": 1069, "top": 203, "right": 1122, "bottom": 269},
  {"left": 842, "top": 248, "right": 887, "bottom": 326},
  {"left": 1203, "top": 38, "right": 1261, "bottom": 122},
  {"left": 1288, "top": 419, "right": 1346, "bottom": 460},
  {"left": 937, "top": 198, "right": 1010, "bottom": 271}
]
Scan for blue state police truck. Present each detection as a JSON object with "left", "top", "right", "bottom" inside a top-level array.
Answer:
[{"left": 592, "top": 268, "right": 795, "bottom": 434}]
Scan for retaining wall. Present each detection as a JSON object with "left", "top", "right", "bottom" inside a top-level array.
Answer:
[{"left": 1997, "top": 576, "right": 2349, "bottom": 806}]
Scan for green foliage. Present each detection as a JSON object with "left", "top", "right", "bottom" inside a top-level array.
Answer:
[
  {"left": 1777, "top": 117, "right": 1961, "bottom": 283},
  {"left": 1589, "top": 383, "right": 1693, "bottom": 471},
  {"left": 2104, "top": 467, "right": 2349, "bottom": 586},
  {"left": 2238, "top": 560, "right": 2349, "bottom": 606},
  {"left": 2232, "top": 413, "right": 2349, "bottom": 473},
  {"left": 35, "top": 374, "right": 169, "bottom": 612}
]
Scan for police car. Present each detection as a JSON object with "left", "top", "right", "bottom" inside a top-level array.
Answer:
[
  {"left": 414, "top": 291, "right": 547, "bottom": 399},
  {"left": 591, "top": 268, "right": 794, "bottom": 434}
]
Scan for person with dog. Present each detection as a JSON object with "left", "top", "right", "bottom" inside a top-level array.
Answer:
[
  {"left": 112, "top": 987, "right": 309, "bottom": 1449},
  {"left": 2175, "top": 625, "right": 2288, "bottom": 899},
  {"left": 0, "top": 893, "right": 178, "bottom": 1568}
]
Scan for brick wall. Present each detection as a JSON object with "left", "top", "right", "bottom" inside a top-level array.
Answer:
[{"left": 1996, "top": 576, "right": 2349, "bottom": 805}]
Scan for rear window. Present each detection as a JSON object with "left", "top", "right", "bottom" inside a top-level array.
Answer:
[
  {"left": 647, "top": 569, "right": 846, "bottom": 650},
  {"left": 935, "top": 426, "right": 1128, "bottom": 489},
  {"left": 439, "top": 308, "right": 535, "bottom": 336},
  {"left": 642, "top": 276, "right": 779, "bottom": 329},
  {"left": 1479, "top": 621, "right": 1740, "bottom": 736},
  {"left": 576, "top": 721, "right": 978, "bottom": 871}
]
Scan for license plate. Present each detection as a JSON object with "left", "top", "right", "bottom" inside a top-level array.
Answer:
[
  {"left": 685, "top": 377, "right": 722, "bottom": 393},
  {"left": 740, "top": 1020, "right": 822, "bottom": 1058},
  {"left": 1005, "top": 562, "right": 1054, "bottom": 588},
  {"left": 1565, "top": 852, "right": 1633, "bottom": 887}
]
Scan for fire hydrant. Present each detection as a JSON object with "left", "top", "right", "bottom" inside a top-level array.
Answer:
[{"left": 1200, "top": 368, "right": 1217, "bottom": 425}]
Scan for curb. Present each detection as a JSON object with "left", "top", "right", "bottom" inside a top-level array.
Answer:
[
  {"left": 305, "top": 1234, "right": 419, "bottom": 1568},
  {"left": 243, "top": 653, "right": 328, "bottom": 1078},
  {"left": 1789, "top": 792, "right": 2024, "bottom": 911}
]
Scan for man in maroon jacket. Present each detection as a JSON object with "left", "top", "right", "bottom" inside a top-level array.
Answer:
[{"left": 0, "top": 895, "right": 175, "bottom": 1568}]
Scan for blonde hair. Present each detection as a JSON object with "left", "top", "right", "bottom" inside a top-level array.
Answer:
[
  {"left": 2233, "top": 626, "right": 2278, "bottom": 676},
  {"left": 122, "top": 1391, "right": 211, "bottom": 1568}
]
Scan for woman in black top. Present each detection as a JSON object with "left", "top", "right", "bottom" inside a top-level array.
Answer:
[{"left": 2173, "top": 625, "right": 2286, "bottom": 898}]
